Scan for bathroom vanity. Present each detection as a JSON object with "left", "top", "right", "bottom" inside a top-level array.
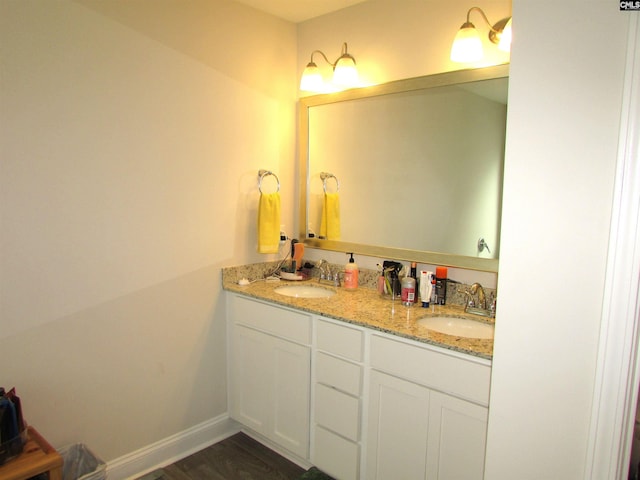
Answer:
[
  {"left": 224, "top": 60, "right": 504, "bottom": 480},
  {"left": 224, "top": 272, "right": 492, "bottom": 480}
]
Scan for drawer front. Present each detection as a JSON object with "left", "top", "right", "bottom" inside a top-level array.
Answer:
[
  {"left": 316, "top": 352, "right": 362, "bottom": 396},
  {"left": 370, "top": 334, "right": 491, "bottom": 405},
  {"left": 313, "top": 426, "right": 359, "bottom": 480},
  {"left": 316, "top": 318, "right": 364, "bottom": 361},
  {"left": 314, "top": 384, "right": 360, "bottom": 441},
  {"left": 230, "top": 295, "right": 311, "bottom": 344}
]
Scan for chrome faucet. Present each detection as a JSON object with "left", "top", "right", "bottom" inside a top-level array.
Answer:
[
  {"left": 316, "top": 259, "right": 331, "bottom": 280},
  {"left": 315, "top": 260, "right": 340, "bottom": 287},
  {"left": 461, "top": 282, "right": 494, "bottom": 317},
  {"left": 469, "top": 283, "right": 486, "bottom": 310}
]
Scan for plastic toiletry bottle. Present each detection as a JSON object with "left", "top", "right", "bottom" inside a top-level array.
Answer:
[
  {"left": 344, "top": 253, "right": 359, "bottom": 290},
  {"left": 410, "top": 262, "right": 419, "bottom": 303},
  {"left": 430, "top": 275, "right": 437, "bottom": 305},
  {"left": 401, "top": 268, "right": 416, "bottom": 306},
  {"left": 420, "top": 271, "right": 434, "bottom": 307}
]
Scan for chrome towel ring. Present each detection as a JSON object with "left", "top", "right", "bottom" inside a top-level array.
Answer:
[
  {"left": 320, "top": 172, "right": 340, "bottom": 193},
  {"left": 258, "top": 169, "right": 280, "bottom": 193}
]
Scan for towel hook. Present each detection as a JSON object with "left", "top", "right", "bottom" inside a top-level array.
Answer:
[
  {"left": 320, "top": 172, "right": 340, "bottom": 193},
  {"left": 258, "top": 169, "right": 280, "bottom": 194}
]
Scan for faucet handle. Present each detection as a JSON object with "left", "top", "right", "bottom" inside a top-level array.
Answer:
[
  {"left": 324, "top": 265, "right": 334, "bottom": 281},
  {"left": 461, "top": 289, "right": 475, "bottom": 310}
]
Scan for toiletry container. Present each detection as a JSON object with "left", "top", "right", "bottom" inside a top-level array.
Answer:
[
  {"left": 401, "top": 270, "right": 416, "bottom": 306},
  {"left": 410, "top": 262, "right": 418, "bottom": 303},
  {"left": 420, "top": 271, "right": 434, "bottom": 307},
  {"left": 382, "top": 261, "right": 403, "bottom": 298},
  {"left": 344, "top": 253, "right": 359, "bottom": 290},
  {"left": 435, "top": 266, "right": 448, "bottom": 305}
]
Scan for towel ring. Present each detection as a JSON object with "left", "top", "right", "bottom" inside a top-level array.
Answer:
[
  {"left": 258, "top": 169, "right": 280, "bottom": 193},
  {"left": 320, "top": 172, "right": 340, "bottom": 193}
]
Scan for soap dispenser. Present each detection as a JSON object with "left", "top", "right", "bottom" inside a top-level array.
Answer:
[{"left": 344, "top": 253, "right": 359, "bottom": 290}]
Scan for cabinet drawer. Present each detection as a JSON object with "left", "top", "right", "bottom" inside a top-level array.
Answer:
[
  {"left": 314, "top": 384, "right": 360, "bottom": 441},
  {"left": 316, "top": 319, "right": 364, "bottom": 361},
  {"left": 370, "top": 334, "right": 491, "bottom": 405},
  {"left": 313, "top": 426, "right": 359, "bottom": 480},
  {"left": 316, "top": 352, "right": 362, "bottom": 396},
  {"left": 230, "top": 295, "right": 311, "bottom": 344}
]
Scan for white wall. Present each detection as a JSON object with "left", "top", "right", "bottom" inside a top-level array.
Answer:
[
  {"left": 485, "top": 2, "right": 630, "bottom": 478},
  {"left": 298, "top": 0, "right": 633, "bottom": 477},
  {"left": 0, "top": 0, "right": 296, "bottom": 461}
]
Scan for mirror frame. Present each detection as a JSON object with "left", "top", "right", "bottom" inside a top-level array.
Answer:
[{"left": 298, "top": 64, "right": 509, "bottom": 272}]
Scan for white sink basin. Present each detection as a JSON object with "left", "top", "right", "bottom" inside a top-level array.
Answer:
[
  {"left": 418, "top": 316, "right": 494, "bottom": 339},
  {"left": 274, "top": 284, "right": 336, "bottom": 299}
]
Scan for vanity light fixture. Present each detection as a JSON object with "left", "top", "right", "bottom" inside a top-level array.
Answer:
[
  {"left": 450, "top": 7, "right": 512, "bottom": 63},
  {"left": 300, "top": 42, "right": 359, "bottom": 93}
]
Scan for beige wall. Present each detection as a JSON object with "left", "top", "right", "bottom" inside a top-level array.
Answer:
[{"left": 0, "top": 0, "right": 296, "bottom": 461}]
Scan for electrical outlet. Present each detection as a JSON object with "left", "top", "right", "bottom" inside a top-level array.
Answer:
[{"left": 279, "top": 225, "right": 287, "bottom": 245}]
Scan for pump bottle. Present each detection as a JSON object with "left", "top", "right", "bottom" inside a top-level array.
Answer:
[{"left": 344, "top": 253, "right": 359, "bottom": 290}]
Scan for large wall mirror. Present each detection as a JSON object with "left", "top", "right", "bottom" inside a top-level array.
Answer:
[{"left": 298, "top": 64, "right": 508, "bottom": 272}]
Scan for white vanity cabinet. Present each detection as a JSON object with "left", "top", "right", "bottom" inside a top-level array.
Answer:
[
  {"left": 311, "top": 318, "right": 365, "bottom": 480},
  {"left": 227, "top": 294, "right": 312, "bottom": 459},
  {"left": 365, "top": 334, "right": 491, "bottom": 480},
  {"left": 226, "top": 291, "right": 492, "bottom": 480}
]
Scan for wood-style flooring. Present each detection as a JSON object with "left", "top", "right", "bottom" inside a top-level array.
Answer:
[{"left": 138, "top": 432, "right": 306, "bottom": 480}]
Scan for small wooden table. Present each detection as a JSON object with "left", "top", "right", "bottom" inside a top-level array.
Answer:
[{"left": 0, "top": 427, "right": 63, "bottom": 480}]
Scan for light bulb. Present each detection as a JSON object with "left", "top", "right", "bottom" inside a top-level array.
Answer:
[
  {"left": 333, "top": 55, "right": 358, "bottom": 87},
  {"left": 450, "top": 23, "right": 483, "bottom": 63},
  {"left": 498, "top": 18, "right": 512, "bottom": 52},
  {"left": 300, "top": 62, "right": 324, "bottom": 92}
]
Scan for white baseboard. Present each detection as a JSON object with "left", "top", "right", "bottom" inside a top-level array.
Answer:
[{"left": 106, "top": 414, "right": 241, "bottom": 480}]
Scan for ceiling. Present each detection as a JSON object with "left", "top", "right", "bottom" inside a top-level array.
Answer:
[{"left": 233, "top": 0, "right": 367, "bottom": 23}]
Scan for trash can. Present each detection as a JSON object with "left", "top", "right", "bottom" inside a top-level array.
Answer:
[{"left": 59, "top": 444, "right": 106, "bottom": 480}]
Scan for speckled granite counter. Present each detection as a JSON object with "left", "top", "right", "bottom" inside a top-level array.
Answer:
[{"left": 222, "top": 265, "right": 494, "bottom": 360}]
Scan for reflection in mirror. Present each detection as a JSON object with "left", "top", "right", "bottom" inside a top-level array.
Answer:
[{"left": 299, "top": 65, "right": 508, "bottom": 272}]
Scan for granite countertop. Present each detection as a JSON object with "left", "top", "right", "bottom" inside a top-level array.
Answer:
[{"left": 222, "top": 267, "right": 494, "bottom": 360}]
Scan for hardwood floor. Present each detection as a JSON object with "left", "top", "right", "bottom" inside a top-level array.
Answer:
[{"left": 138, "top": 432, "right": 307, "bottom": 480}]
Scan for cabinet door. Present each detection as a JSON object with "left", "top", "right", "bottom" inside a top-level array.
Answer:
[
  {"left": 230, "top": 325, "right": 311, "bottom": 458},
  {"left": 366, "top": 370, "right": 430, "bottom": 480},
  {"left": 426, "top": 391, "right": 488, "bottom": 480},
  {"left": 272, "top": 335, "right": 311, "bottom": 457},
  {"left": 230, "top": 325, "right": 272, "bottom": 434}
]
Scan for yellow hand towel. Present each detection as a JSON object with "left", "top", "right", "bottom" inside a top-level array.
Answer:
[
  {"left": 320, "top": 192, "right": 340, "bottom": 240},
  {"left": 258, "top": 192, "right": 281, "bottom": 254}
]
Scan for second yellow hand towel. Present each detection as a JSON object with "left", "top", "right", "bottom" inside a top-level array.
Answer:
[{"left": 320, "top": 192, "right": 340, "bottom": 241}]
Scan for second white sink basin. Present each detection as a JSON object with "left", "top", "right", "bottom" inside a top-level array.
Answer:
[
  {"left": 274, "top": 284, "right": 336, "bottom": 299},
  {"left": 418, "top": 316, "right": 494, "bottom": 339}
]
